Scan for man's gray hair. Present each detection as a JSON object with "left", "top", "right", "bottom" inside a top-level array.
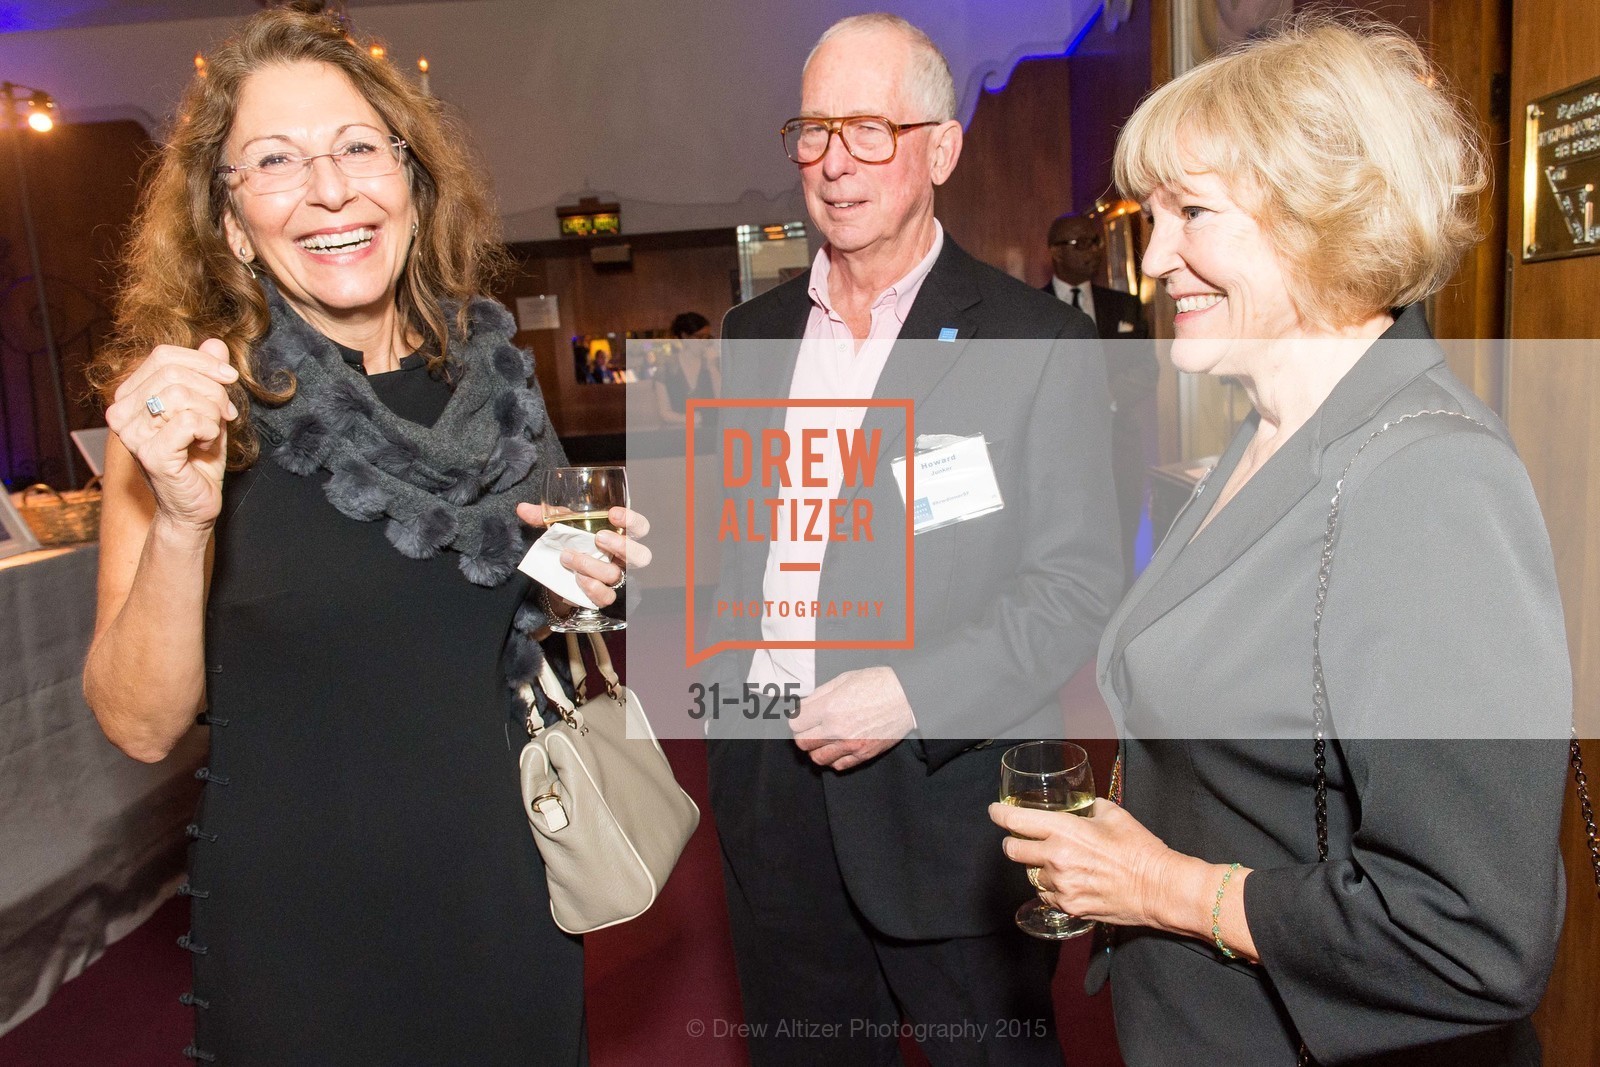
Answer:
[{"left": 804, "top": 13, "right": 958, "bottom": 123}]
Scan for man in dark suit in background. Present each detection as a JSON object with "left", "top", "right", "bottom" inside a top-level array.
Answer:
[
  {"left": 1046, "top": 212, "right": 1156, "bottom": 586},
  {"left": 703, "top": 13, "right": 1122, "bottom": 1066}
]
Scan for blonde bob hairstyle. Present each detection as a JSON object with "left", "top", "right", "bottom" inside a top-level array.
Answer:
[
  {"left": 1113, "top": 14, "right": 1487, "bottom": 331},
  {"left": 90, "top": 6, "right": 509, "bottom": 470}
]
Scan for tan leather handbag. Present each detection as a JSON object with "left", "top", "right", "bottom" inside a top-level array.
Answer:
[{"left": 518, "top": 633, "right": 700, "bottom": 934}]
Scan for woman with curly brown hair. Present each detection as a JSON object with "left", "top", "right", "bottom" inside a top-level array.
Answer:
[{"left": 82, "top": 8, "right": 646, "bottom": 1063}]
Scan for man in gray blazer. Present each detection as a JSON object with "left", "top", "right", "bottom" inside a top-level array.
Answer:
[{"left": 703, "top": 13, "right": 1121, "bottom": 1065}]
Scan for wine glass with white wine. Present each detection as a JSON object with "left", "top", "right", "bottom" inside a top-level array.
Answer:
[
  {"left": 542, "top": 465, "right": 628, "bottom": 633},
  {"left": 1000, "top": 740, "right": 1096, "bottom": 940}
]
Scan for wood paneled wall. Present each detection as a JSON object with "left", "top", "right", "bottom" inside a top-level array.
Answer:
[
  {"left": 1069, "top": 2, "right": 1155, "bottom": 218},
  {"left": 1323, "top": 0, "right": 1512, "bottom": 397},
  {"left": 1422, "top": 0, "right": 1512, "bottom": 362},
  {"left": 934, "top": 55, "right": 1074, "bottom": 285},
  {"left": 1505, "top": 0, "right": 1600, "bottom": 1060},
  {"left": 0, "top": 119, "right": 152, "bottom": 488},
  {"left": 931, "top": 10, "right": 1155, "bottom": 288},
  {"left": 497, "top": 230, "right": 739, "bottom": 439},
  {"left": 0, "top": 117, "right": 741, "bottom": 467}
]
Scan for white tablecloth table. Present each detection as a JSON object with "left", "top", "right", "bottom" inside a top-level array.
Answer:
[{"left": 0, "top": 544, "right": 205, "bottom": 1035}]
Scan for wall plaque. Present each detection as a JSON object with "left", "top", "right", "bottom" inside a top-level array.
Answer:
[{"left": 1524, "top": 75, "right": 1600, "bottom": 262}]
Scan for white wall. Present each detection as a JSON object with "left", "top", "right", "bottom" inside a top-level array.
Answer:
[{"left": 0, "top": 0, "right": 1103, "bottom": 241}]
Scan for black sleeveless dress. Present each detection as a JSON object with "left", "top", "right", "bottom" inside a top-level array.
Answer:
[{"left": 185, "top": 349, "right": 584, "bottom": 1065}]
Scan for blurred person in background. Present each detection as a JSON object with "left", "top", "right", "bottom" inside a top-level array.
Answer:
[
  {"left": 654, "top": 310, "right": 720, "bottom": 426},
  {"left": 1045, "top": 211, "right": 1154, "bottom": 587}
]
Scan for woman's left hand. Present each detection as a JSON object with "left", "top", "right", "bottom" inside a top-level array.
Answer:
[
  {"left": 515, "top": 504, "right": 652, "bottom": 609},
  {"left": 988, "top": 798, "right": 1187, "bottom": 929}
]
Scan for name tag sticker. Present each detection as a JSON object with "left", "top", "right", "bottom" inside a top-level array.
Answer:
[{"left": 891, "top": 434, "right": 1004, "bottom": 534}]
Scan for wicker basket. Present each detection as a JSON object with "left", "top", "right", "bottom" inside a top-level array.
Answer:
[{"left": 18, "top": 479, "right": 102, "bottom": 546}]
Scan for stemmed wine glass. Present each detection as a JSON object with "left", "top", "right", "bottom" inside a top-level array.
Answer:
[
  {"left": 1000, "top": 740, "right": 1096, "bottom": 940},
  {"left": 542, "top": 465, "right": 629, "bottom": 633}
]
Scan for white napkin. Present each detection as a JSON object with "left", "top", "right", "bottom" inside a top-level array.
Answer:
[{"left": 518, "top": 523, "right": 604, "bottom": 610}]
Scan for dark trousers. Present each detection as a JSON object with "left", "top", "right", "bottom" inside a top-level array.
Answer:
[{"left": 711, "top": 743, "right": 1063, "bottom": 1067}]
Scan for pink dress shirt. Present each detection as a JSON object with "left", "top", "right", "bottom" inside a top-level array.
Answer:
[{"left": 745, "top": 222, "right": 945, "bottom": 696}]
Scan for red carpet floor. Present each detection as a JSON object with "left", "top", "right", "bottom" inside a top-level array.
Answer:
[{"left": 0, "top": 600, "right": 1123, "bottom": 1067}]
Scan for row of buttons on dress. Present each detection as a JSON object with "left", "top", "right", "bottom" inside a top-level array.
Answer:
[{"left": 180, "top": 702, "right": 228, "bottom": 1064}]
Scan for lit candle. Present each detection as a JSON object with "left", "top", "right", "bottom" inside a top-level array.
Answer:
[{"left": 417, "top": 56, "right": 430, "bottom": 97}]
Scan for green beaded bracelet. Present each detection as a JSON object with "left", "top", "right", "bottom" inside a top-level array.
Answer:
[{"left": 1211, "top": 862, "right": 1242, "bottom": 959}]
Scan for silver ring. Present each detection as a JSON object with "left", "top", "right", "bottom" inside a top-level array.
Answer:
[
  {"left": 145, "top": 395, "right": 169, "bottom": 420},
  {"left": 609, "top": 571, "right": 626, "bottom": 590}
]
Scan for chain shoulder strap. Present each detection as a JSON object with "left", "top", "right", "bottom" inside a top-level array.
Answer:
[
  {"left": 1312, "top": 411, "right": 1478, "bottom": 857},
  {"left": 1571, "top": 731, "right": 1600, "bottom": 898},
  {"left": 1312, "top": 409, "right": 1597, "bottom": 886},
  {"left": 1302, "top": 410, "right": 1600, "bottom": 1065}
]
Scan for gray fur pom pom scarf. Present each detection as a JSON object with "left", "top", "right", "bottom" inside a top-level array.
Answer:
[
  {"left": 249, "top": 281, "right": 565, "bottom": 698},
  {"left": 251, "top": 278, "right": 562, "bottom": 589}
]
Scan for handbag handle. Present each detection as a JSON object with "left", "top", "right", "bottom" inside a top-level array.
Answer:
[
  {"left": 564, "top": 632, "right": 622, "bottom": 702},
  {"left": 523, "top": 634, "right": 622, "bottom": 737},
  {"left": 1313, "top": 410, "right": 1531, "bottom": 858},
  {"left": 523, "top": 657, "right": 580, "bottom": 738}
]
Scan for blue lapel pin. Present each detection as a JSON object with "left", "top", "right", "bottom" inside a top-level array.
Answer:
[{"left": 938, "top": 327, "right": 958, "bottom": 342}]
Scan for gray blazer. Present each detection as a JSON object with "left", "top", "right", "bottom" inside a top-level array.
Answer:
[
  {"left": 704, "top": 238, "right": 1123, "bottom": 939},
  {"left": 1096, "top": 307, "right": 1571, "bottom": 1065}
]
